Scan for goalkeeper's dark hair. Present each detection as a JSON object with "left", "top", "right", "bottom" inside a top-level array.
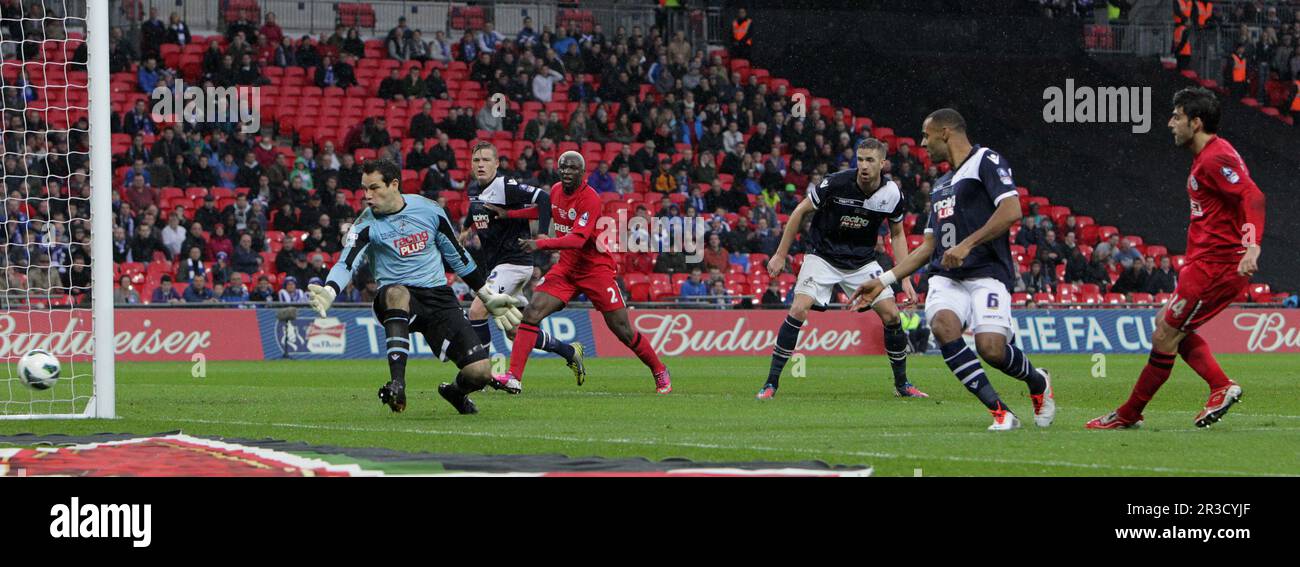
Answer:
[
  {"left": 1173, "top": 87, "right": 1220, "bottom": 134},
  {"left": 926, "top": 108, "right": 967, "bottom": 133},
  {"left": 362, "top": 158, "right": 403, "bottom": 187}
]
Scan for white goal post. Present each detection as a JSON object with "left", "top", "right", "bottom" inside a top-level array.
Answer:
[{"left": 0, "top": 0, "right": 113, "bottom": 419}]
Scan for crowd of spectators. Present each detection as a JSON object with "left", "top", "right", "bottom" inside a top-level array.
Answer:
[{"left": 1, "top": 3, "right": 1264, "bottom": 309}]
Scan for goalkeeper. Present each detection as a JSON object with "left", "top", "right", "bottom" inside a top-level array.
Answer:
[{"left": 308, "top": 159, "right": 522, "bottom": 415}]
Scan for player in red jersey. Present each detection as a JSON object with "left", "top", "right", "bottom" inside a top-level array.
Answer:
[
  {"left": 491, "top": 151, "right": 671, "bottom": 394},
  {"left": 1088, "top": 87, "right": 1265, "bottom": 430}
]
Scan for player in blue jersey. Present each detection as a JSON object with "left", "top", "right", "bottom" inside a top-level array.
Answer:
[
  {"left": 756, "top": 138, "right": 927, "bottom": 400},
  {"left": 848, "top": 109, "right": 1055, "bottom": 431},
  {"left": 306, "top": 159, "right": 523, "bottom": 415}
]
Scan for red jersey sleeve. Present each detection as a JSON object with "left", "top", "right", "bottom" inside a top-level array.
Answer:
[
  {"left": 537, "top": 188, "right": 601, "bottom": 250},
  {"left": 1206, "top": 153, "right": 1266, "bottom": 246}
]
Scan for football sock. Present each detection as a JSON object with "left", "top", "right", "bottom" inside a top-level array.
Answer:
[
  {"left": 990, "top": 341, "right": 1047, "bottom": 395},
  {"left": 470, "top": 318, "right": 491, "bottom": 346},
  {"left": 1178, "top": 333, "right": 1232, "bottom": 390},
  {"left": 940, "top": 338, "right": 1005, "bottom": 411},
  {"left": 447, "top": 369, "right": 486, "bottom": 395},
  {"left": 381, "top": 309, "right": 410, "bottom": 386},
  {"left": 508, "top": 322, "right": 540, "bottom": 380},
  {"left": 626, "top": 331, "right": 666, "bottom": 374},
  {"left": 883, "top": 321, "right": 908, "bottom": 387},
  {"left": 765, "top": 315, "right": 803, "bottom": 388},
  {"left": 535, "top": 329, "right": 576, "bottom": 363},
  {"left": 1117, "top": 349, "right": 1177, "bottom": 422}
]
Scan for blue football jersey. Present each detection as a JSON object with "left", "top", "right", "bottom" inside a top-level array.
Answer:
[
  {"left": 924, "top": 145, "right": 1018, "bottom": 288},
  {"left": 327, "top": 194, "right": 477, "bottom": 290}
]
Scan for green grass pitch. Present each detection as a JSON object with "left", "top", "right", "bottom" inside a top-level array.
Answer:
[{"left": 2, "top": 353, "right": 1298, "bottom": 476}]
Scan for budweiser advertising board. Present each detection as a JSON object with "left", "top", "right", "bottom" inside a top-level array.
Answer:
[{"left": 1, "top": 308, "right": 1295, "bottom": 362}]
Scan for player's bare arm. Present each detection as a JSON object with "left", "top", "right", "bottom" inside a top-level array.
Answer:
[
  {"left": 888, "top": 218, "right": 916, "bottom": 305},
  {"left": 767, "top": 197, "right": 814, "bottom": 278},
  {"left": 941, "top": 196, "right": 1020, "bottom": 269},
  {"left": 849, "top": 233, "right": 935, "bottom": 311}
]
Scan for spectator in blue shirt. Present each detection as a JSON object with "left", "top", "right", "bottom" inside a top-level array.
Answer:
[
  {"left": 1113, "top": 238, "right": 1143, "bottom": 268},
  {"left": 214, "top": 153, "right": 240, "bottom": 189},
  {"left": 138, "top": 58, "right": 162, "bottom": 93},
  {"left": 553, "top": 33, "right": 577, "bottom": 60},
  {"left": 680, "top": 267, "right": 710, "bottom": 302},
  {"left": 221, "top": 278, "right": 250, "bottom": 302},
  {"left": 182, "top": 276, "right": 215, "bottom": 302},
  {"left": 588, "top": 161, "right": 615, "bottom": 193},
  {"left": 517, "top": 17, "right": 538, "bottom": 47},
  {"left": 151, "top": 275, "right": 182, "bottom": 304}
]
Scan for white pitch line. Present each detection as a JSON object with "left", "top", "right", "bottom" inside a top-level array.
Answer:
[{"left": 168, "top": 418, "right": 1294, "bottom": 477}]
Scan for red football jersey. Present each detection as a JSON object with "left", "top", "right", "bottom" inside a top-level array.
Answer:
[
  {"left": 538, "top": 182, "right": 616, "bottom": 270},
  {"left": 1185, "top": 136, "right": 1265, "bottom": 264}
]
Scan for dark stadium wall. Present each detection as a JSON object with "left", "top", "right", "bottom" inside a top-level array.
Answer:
[{"left": 751, "top": 9, "right": 1300, "bottom": 289}]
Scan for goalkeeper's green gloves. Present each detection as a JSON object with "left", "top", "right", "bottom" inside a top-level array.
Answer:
[
  {"left": 307, "top": 283, "right": 337, "bottom": 317},
  {"left": 476, "top": 285, "right": 523, "bottom": 332}
]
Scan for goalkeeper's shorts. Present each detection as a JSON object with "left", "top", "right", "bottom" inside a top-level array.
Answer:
[{"left": 373, "top": 284, "right": 488, "bottom": 368}]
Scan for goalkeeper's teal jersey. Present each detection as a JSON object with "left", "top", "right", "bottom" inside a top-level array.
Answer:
[{"left": 326, "top": 194, "right": 477, "bottom": 290}]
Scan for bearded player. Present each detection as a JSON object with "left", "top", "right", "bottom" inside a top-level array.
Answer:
[
  {"left": 493, "top": 151, "right": 672, "bottom": 394},
  {"left": 756, "top": 138, "right": 927, "bottom": 400},
  {"left": 463, "top": 141, "right": 586, "bottom": 385},
  {"left": 1087, "top": 87, "right": 1265, "bottom": 430}
]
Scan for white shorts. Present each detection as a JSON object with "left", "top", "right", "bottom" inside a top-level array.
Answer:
[
  {"left": 793, "top": 254, "right": 894, "bottom": 307},
  {"left": 486, "top": 263, "right": 534, "bottom": 306},
  {"left": 923, "top": 275, "right": 1014, "bottom": 337}
]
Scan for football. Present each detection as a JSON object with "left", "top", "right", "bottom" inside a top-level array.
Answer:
[{"left": 18, "top": 349, "right": 61, "bottom": 390}]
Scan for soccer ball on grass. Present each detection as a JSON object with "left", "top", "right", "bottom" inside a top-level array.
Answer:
[{"left": 18, "top": 349, "right": 61, "bottom": 390}]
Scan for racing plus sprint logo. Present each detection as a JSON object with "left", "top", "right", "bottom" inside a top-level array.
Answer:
[{"left": 50, "top": 497, "right": 152, "bottom": 547}]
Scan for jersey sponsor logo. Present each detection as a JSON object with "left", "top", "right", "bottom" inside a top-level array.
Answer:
[
  {"left": 838, "top": 215, "right": 871, "bottom": 229},
  {"left": 1220, "top": 166, "right": 1240, "bottom": 184},
  {"left": 934, "top": 195, "right": 956, "bottom": 220},
  {"left": 556, "top": 223, "right": 572, "bottom": 234},
  {"left": 393, "top": 230, "right": 430, "bottom": 256},
  {"left": 343, "top": 227, "right": 359, "bottom": 248},
  {"left": 472, "top": 212, "right": 491, "bottom": 230},
  {"left": 1190, "top": 199, "right": 1203, "bottom": 217},
  {"left": 831, "top": 196, "right": 866, "bottom": 208},
  {"left": 1188, "top": 175, "right": 1199, "bottom": 191}
]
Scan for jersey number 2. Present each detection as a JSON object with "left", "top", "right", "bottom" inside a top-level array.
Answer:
[{"left": 608, "top": 287, "right": 620, "bottom": 304}]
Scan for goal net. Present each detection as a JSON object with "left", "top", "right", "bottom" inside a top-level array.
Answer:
[{"left": 0, "top": 0, "right": 114, "bottom": 419}]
